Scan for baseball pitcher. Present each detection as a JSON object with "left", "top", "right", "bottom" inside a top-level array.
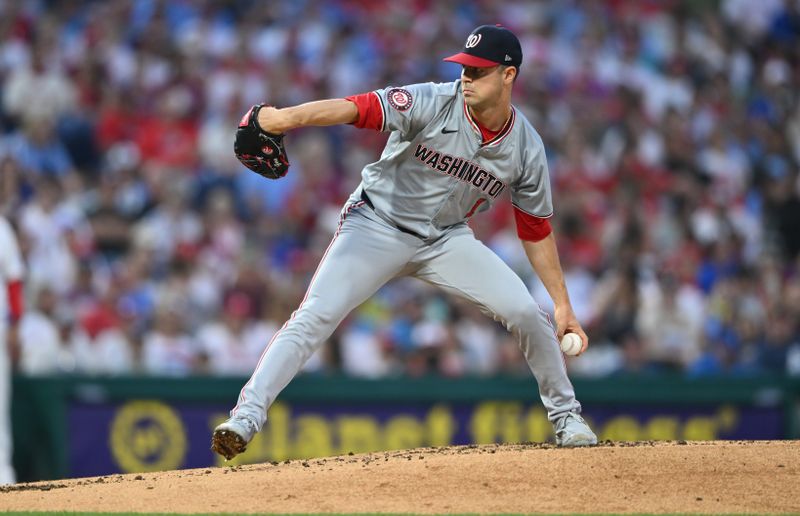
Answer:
[{"left": 212, "top": 25, "right": 597, "bottom": 460}]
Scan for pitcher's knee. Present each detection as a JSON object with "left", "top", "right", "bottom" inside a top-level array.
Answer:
[
  {"left": 283, "top": 304, "right": 342, "bottom": 342},
  {"left": 502, "top": 301, "right": 543, "bottom": 333},
  {"left": 277, "top": 314, "right": 334, "bottom": 357}
]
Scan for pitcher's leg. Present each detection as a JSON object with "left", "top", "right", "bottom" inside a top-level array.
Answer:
[
  {"left": 412, "top": 229, "right": 581, "bottom": 421},
  {"left": 231, "top": 207, "right": 417, "bottom": 429}
]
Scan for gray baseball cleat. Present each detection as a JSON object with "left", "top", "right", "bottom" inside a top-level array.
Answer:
[
  {"left": 554, "top": 412, "right": 598, "bottom": 447},
  {"left": 211, "top": 416, "right": 258, "bottom": 460}
]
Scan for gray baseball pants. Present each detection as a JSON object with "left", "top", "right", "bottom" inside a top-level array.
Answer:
[{"left": 231, "top": 200, "right": 581, "bottom": 426}]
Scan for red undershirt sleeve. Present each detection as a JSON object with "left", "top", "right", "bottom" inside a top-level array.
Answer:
[
  {"left": 344, "top": 92, "right": 384, "bottom": 131},
  {"left": 7, "top": 280, "right": 23, "bottom": 323},
  {"left": 514, "top": 206, "right": 553, "bottom": 242}
]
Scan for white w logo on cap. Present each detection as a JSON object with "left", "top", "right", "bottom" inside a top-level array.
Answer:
[{"left": 465, "top": 34, "right": 482, "bottom": 48}]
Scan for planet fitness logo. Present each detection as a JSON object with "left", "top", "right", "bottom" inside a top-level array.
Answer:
[
  {"left": 387, "top": 88, "right": 413, "bottom": 111},
  {"left": 109, "top": 400, "right": 187, "bottom": 473}
]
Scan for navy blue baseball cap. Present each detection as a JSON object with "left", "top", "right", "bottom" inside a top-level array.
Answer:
[{"left": 444, "top": 25, "right": 522, "bottom": 68}]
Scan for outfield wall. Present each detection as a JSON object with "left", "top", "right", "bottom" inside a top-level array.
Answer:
[{"left": 12, "top": 375, "right": 800, "bottom": 481}]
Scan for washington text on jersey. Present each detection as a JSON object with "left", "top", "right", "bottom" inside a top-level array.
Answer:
[{"left": 413, "top": 144, "right": 507, "bottom": 198}]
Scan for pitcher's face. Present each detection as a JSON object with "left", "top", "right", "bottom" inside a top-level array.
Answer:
[{"left": 460, "top": 65, "right": 515, "bottom": 110}]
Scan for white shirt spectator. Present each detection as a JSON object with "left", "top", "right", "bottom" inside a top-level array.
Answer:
[
  {"left": 18, "top": 311, "right": 74, "bottom": 375},
  {"left": 455, "top": 317, "right": 500, "bottom": 376},
  {"left": 2, "top": 62, "right": 77, "bottom": 122},
  {"left": 198, "top": 112, "right": 241, "bottom": 173},
  {"left": 142, "top": 331, "right": 197, "bottom": 376},
  {"left": 340, "top": 323, "right": 389, "bottom": 378},
  {"left": 72, "top": 327, "right": 135, "bottom": 376},
  {"left": 196, "top": 321, "right": 272, "bottom": 376},
  {"left": 19, "top": 188, "right": 92, "bottom": 295},
  {"left": 132, "top": 201, "right": 203, "bottom": 263},
  {"left": 411, "top": 318, "right": 448, "bottom": 349},
  {"left": 530, "top": 265, "right": 597, "bottom": 324},
  {"left": 637, "top": 278, "right": 705, "bottom": 367}
]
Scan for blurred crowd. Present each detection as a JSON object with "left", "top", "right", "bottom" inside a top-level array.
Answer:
[{"left": 0, "top": 0, "right": 799, "bottom": 379}]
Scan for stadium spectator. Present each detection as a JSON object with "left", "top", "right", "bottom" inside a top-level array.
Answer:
[
  {"left": 0, "top": 0, "right": 796, "bottom": 379},
  {"left": 17, "top": 287, "right": 72, "bottom": 375},
  {"left": 196, "top": 292, "right": 272, "bottom": 376},
  {"left": 141, "top": 302, "right": 197, "bottom": 376}
]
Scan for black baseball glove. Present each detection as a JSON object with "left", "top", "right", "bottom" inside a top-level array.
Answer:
[{"left": 234, "top": 104, "right": 289, "bottom": 179}]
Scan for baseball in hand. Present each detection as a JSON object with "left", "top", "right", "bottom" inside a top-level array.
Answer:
[{"left": 560, "top": 333, "right": 583, "bottom": 356}]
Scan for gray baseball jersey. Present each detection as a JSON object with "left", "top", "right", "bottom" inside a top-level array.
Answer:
[
  {"left": 356, "top": 80, "right": 552, "bottom": 240},
  {"left": 229, "top": 80, "right": 582, "bottom": 440}
]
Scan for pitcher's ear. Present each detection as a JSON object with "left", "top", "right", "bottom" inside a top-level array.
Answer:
[{"left": 503, "top": 65, "right": 518, "bottom": 83}]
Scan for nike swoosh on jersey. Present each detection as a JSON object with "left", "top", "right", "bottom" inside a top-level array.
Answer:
[{"left": 441, "top": 128, "right": 458, "bottom": 134}]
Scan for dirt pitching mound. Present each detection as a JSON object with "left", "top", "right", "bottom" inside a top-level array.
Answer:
[{"left": 1, "top": 441, "right": 798, "bottom": 514}]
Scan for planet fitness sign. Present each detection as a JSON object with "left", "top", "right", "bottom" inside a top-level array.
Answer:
[{"left": 66, "top": 400, "right": 784, "bottom": 477}]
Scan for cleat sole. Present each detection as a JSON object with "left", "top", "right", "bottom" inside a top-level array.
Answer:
[{"left": 211, "top": 429, "right": 248, "bottom": 460}]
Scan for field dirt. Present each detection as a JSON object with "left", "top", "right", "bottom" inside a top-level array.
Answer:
[{"left": 1, "top": 440, "right": 799, "bottom": 514}]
